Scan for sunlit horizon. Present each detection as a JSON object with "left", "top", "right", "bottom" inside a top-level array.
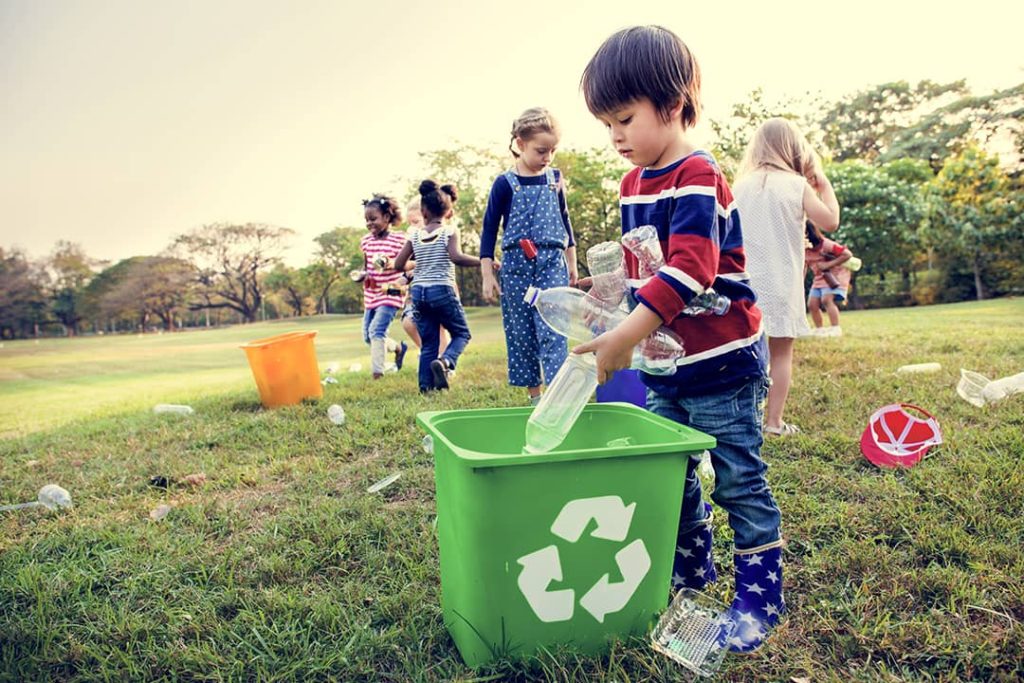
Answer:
[{"left": 2, "top": 0, "right": 1021, "bottom": 268}]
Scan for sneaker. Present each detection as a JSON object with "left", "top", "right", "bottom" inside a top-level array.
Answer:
[
  {"left": 394, "top": 341, "right": 408, "bottom": 370},
  {"left": 824, "top": 326, "right": 843, "bottom": 337},
  {"left": 430, "top": 358, "right": 451, "bottom": 390}
]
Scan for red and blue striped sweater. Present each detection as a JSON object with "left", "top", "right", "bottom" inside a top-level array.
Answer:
[{"left": 622, "top": 151, "right": 767, "bottom": 397}]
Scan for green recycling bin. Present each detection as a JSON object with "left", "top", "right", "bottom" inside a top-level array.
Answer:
[{"left": 416, "top": 402, "right": 716, "bottom": 667}]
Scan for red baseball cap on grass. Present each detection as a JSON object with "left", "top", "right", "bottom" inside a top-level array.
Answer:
[{"left": 859, "top": 403, "right": 943, "bottom": 469}]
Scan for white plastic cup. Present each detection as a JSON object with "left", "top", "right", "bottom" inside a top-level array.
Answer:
[{"left": 327, "top": 404, "right": 346, "bottom": 425}]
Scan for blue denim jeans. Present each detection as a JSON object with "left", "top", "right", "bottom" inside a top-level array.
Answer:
[
  {"left": 411, "top": 285, "right": 471, "bottom": 391},
  {"left": 646, "top": 376, "right": 782, "bottom": 551},
  {"left": 362, "top": 305, "right": 398, "bottom": 344}
]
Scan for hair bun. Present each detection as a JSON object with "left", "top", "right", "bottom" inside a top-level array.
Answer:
[
  {"left": 418, "top": 179, "right": 439, "bottom": 196},
  {"left": 441, "top": 184, "right": 458, "bottom": 203}
]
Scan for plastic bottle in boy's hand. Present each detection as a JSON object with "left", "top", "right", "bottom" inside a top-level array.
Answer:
[
  {"left": 586, "top": 241, "right": 626, "bottom": 306},
  {"left": 523, "top": 285, "right": 684, "bottom": 375},
  {"left": 524, "top": 352, "right": 598, "bottom": 454}
]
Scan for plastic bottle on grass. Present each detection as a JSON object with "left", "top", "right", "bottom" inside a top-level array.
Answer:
[
  {"left": 153, "top": 404, "right": 194, "bottom": 415},
  {"left": 327, "top": 404, "right": 346, "bottom": 425},
  {"left": 524, "top": 353, "right": 598, "bottom": 454},
  {"left": 523, "top": 286, "right": 683, "bottom": 375}
]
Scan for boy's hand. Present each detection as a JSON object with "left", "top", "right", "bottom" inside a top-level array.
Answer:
[{"left": 572, "top": 328, "right": 633, "bottom": 384}]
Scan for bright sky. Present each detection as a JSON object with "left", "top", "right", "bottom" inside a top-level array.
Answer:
[{"left": 2, "top": 0, "right": 1021, "bottom": 267}]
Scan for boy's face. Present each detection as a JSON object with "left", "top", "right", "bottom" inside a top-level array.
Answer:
[
  {"left": 597, "top": 98, "right": 683, "bottom": 170},
  {"left": 515, "top": 132, "right": 558, "bottom": 174}
]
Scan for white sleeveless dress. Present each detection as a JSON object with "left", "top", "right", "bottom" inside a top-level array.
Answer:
[{"left": 733, "top": 169, "right": 811, "bottom": 338}]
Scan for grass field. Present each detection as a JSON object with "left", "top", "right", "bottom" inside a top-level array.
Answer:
[{"left": 1, "top": 299, "right": 1023, "bottom": 681}]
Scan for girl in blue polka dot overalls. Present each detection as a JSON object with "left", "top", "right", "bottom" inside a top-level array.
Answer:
[{"left": 480, "top": 107, "right": 578, "bottom": 405}]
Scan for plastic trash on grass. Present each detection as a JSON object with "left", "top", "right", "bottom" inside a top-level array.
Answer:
[
  {"left": 958, "top": 369, "right": 1024, "bottom": 407},
  {"left": 367, "top": 472, "right": 401, "bottom": 493},
  {"left": 651, "top": 589, "right": 738, "bottom": 677},
  {"left": 896, "top": 362, "right": 941, "bottom": 374},
  {"left": 327, "top": 404, "right": 346, "bottom": 425},
  {"left": 153, "top": 404, "right": 194, "bottom": 415},
  {"left": 0, "top": 484, "right": 73, "bottom": 512}
]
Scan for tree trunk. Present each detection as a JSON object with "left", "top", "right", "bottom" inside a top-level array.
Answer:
[{"left": 973, "top": 254, "right": 986, "bottom": 301}]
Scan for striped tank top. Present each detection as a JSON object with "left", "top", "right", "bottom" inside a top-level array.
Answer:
[{"left": 411, "top": 226, "right": 456, "bottom": 288}]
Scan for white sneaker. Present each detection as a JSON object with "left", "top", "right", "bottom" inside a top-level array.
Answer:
[{"left": 825, "top": 326, "right": 843, "bottom": 337}]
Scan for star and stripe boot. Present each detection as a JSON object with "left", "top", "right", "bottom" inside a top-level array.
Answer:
[
  {"left": 671, "top": 502, "right": 717, "bottom": 592},
  {"left": 725, "top": 545, "right": 785, "bottom": 653}
]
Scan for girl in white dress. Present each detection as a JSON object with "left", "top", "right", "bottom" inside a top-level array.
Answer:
[{"left": 733, "top": 118, "right": 840, "bottom": 436}]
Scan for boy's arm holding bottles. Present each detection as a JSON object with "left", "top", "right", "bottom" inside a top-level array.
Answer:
[{"left": 572, "top": 305, "right": 663, "bottom": 384}]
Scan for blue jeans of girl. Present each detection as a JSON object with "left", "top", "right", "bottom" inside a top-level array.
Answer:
[{"left": 411, "top": 285, "right": 471, "bottom": 392}]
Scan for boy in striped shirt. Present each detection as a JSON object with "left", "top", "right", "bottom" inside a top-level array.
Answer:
[{"left": 576, "top": 26, "right": 784, "bottom": 653}]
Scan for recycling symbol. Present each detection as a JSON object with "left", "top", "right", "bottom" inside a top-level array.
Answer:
[{"left": 516, "top": 495, "right": 651, "bottom": 624}]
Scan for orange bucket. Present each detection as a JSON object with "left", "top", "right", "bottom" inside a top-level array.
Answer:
[{"left": 240, "top": 330, "right": 323, "bottom": 408}]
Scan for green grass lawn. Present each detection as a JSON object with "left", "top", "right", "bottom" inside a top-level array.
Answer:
[{"left": 1, "top": 300, "right": 1023, "bottom": 681}]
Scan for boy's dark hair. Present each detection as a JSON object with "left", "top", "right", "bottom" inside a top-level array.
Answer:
[
  {"left": 362, "top": 194, "right": 402, "bottom": 226},
  {"left": 581, "top": 25, "right": 701, "bottom": 129},
  {"left": 418, "top": 179, "right": 458, "bottom": 221}
]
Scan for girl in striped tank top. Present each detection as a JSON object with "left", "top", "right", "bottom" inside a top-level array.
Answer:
[{"left": 394, "top": 180, "right": 494, "bottom": 392}]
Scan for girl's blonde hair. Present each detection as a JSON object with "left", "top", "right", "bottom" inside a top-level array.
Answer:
[
  {"left": 509, "top": 107, "right": 560, "bottom": 158},
  {"left": 739, "top": 118, "right": 819, "bottom": 181}
]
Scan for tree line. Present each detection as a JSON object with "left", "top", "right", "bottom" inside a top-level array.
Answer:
[{"left": 2, "top": 79, "right": 1021, "bottom": 338}]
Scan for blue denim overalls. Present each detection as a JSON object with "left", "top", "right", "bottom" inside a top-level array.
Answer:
[{"left": 499, "top": 167, "right": 569, "bottom": 387}]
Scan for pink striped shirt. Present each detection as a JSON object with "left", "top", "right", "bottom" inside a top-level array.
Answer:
[{"left": 360, "top": 231, "right": 407, "bottom": 309}]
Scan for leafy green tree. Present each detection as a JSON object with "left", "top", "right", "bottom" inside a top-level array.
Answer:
[
  {"left": 550, "top": 147, "right": 627, "bottom": 274},
  {"left": 171, "top": 223, "right": 294, "bottom": 322},
  {"left": 819, "top": 80, "right": 969, "bottom": 163},
  {"left": 923, "top": 145, "right": 1018, "bottom": 300},
  {"left": 265, "top": 265, "right": 313, "bottom": 317},
  {"left": 312, "top": 226, "right": 365, "bottom": 313},
  {"left": 828, "top": 159, "right": 930, "bottom": 306},
  {"left": 100, "top": 256, "right": 194, "bottom": 330},
  {"left": 0, "top": 247, "right": 49, "bottom": 339},
  {"left": 709, "top": 88, "right": 824, "bottom": 180},
  {"left": 47, "top": 241, "right": 100, "bottom": 336},
  {"left": 883, "top": 82, "right": 1024, "bottom": 172}
]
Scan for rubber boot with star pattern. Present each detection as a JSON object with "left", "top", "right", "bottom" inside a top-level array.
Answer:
[
  {"left": 671, "top": 502, "right": 717, "bottom": 592},
  {"left": 725, "top": 545, "right": 785, "bottom": 653}
]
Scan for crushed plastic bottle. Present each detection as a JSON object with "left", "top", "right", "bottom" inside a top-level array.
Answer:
[
  {"left": 327, "top": 404, "right": 346, "bottom": 425},
  {"left": 524, "top": 353, "right": 598, "bottom": 454},
  {"left": 0, "top": 484, "right": 73, "bottom": 512},
  {"left": 422, "top": 435, "right": 434, "bottom": 455},
  {"left": 847, "top": 256, "right": 863, "bottom": 272},
  {"left": 153, "top": 404, "right": 194, "bottom": 415},
  {"left": 367, "top": 472, "right": 401, "bottom": 493},
  {"left": 621, "top": 225, "right": 664, "bottom": 278},
  {"left": 523, "top": 285, "right": 684, "bottom": 375},
  {"left": 681, "top": 289, "right": 731, "bottom": 317},
  {"left": 586, "top": 241, "right": 626, "bottom": 306}
]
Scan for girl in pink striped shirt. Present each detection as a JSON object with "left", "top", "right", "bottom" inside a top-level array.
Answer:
[{"left": 359, "top": 194, "right": 410, "bottom": 378}]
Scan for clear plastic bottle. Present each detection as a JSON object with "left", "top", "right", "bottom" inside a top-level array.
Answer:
[
  {"left": 682, "top": 289, "right": 731, "bottom": 316},
  {"left": 524, "top": 353, "right": 598, "bottom": 454},
  {"left": 586, "top": 241, "right": 626, "bottom": 306},
  {"left": 622, "top": 226, "right": 729, "bottom": 316},
  {"left": 621, "top": 225, "right": 664, "bottom": 278},
  {"left": 523, "top": 286, "right": 683, "bottom": 375},
  {"left": 153, "top": 404, "right": 194, "bottom": 415}
]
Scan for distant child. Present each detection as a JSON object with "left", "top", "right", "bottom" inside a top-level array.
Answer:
[
  {"left": 576, "top": 25, "right": 783, "bottom": 652},
  {"left": 480, "top": 107, "right": 578, "bottom": 405},
  {"left": 359, "top": 194, "right": 409, "bottom": 379},
  {"left": 394, "top": 180, "right": 485, "bottom": 392},
  {"left": 805, "top": 222, "right": 852, "bottom": 336},
  {"left": 733, "top": 118, "right": 841, "bottom": 436}
]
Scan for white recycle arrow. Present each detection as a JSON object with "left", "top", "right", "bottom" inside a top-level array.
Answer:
[
  {"left": 579, "top": 538, "right": 651, "bottom": 623},
  {"left": 550, "top": 496, "right": 636, "bottom": 543},
  {"left": 516, "top": 544, "right": 575, "bottom": 623}
]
